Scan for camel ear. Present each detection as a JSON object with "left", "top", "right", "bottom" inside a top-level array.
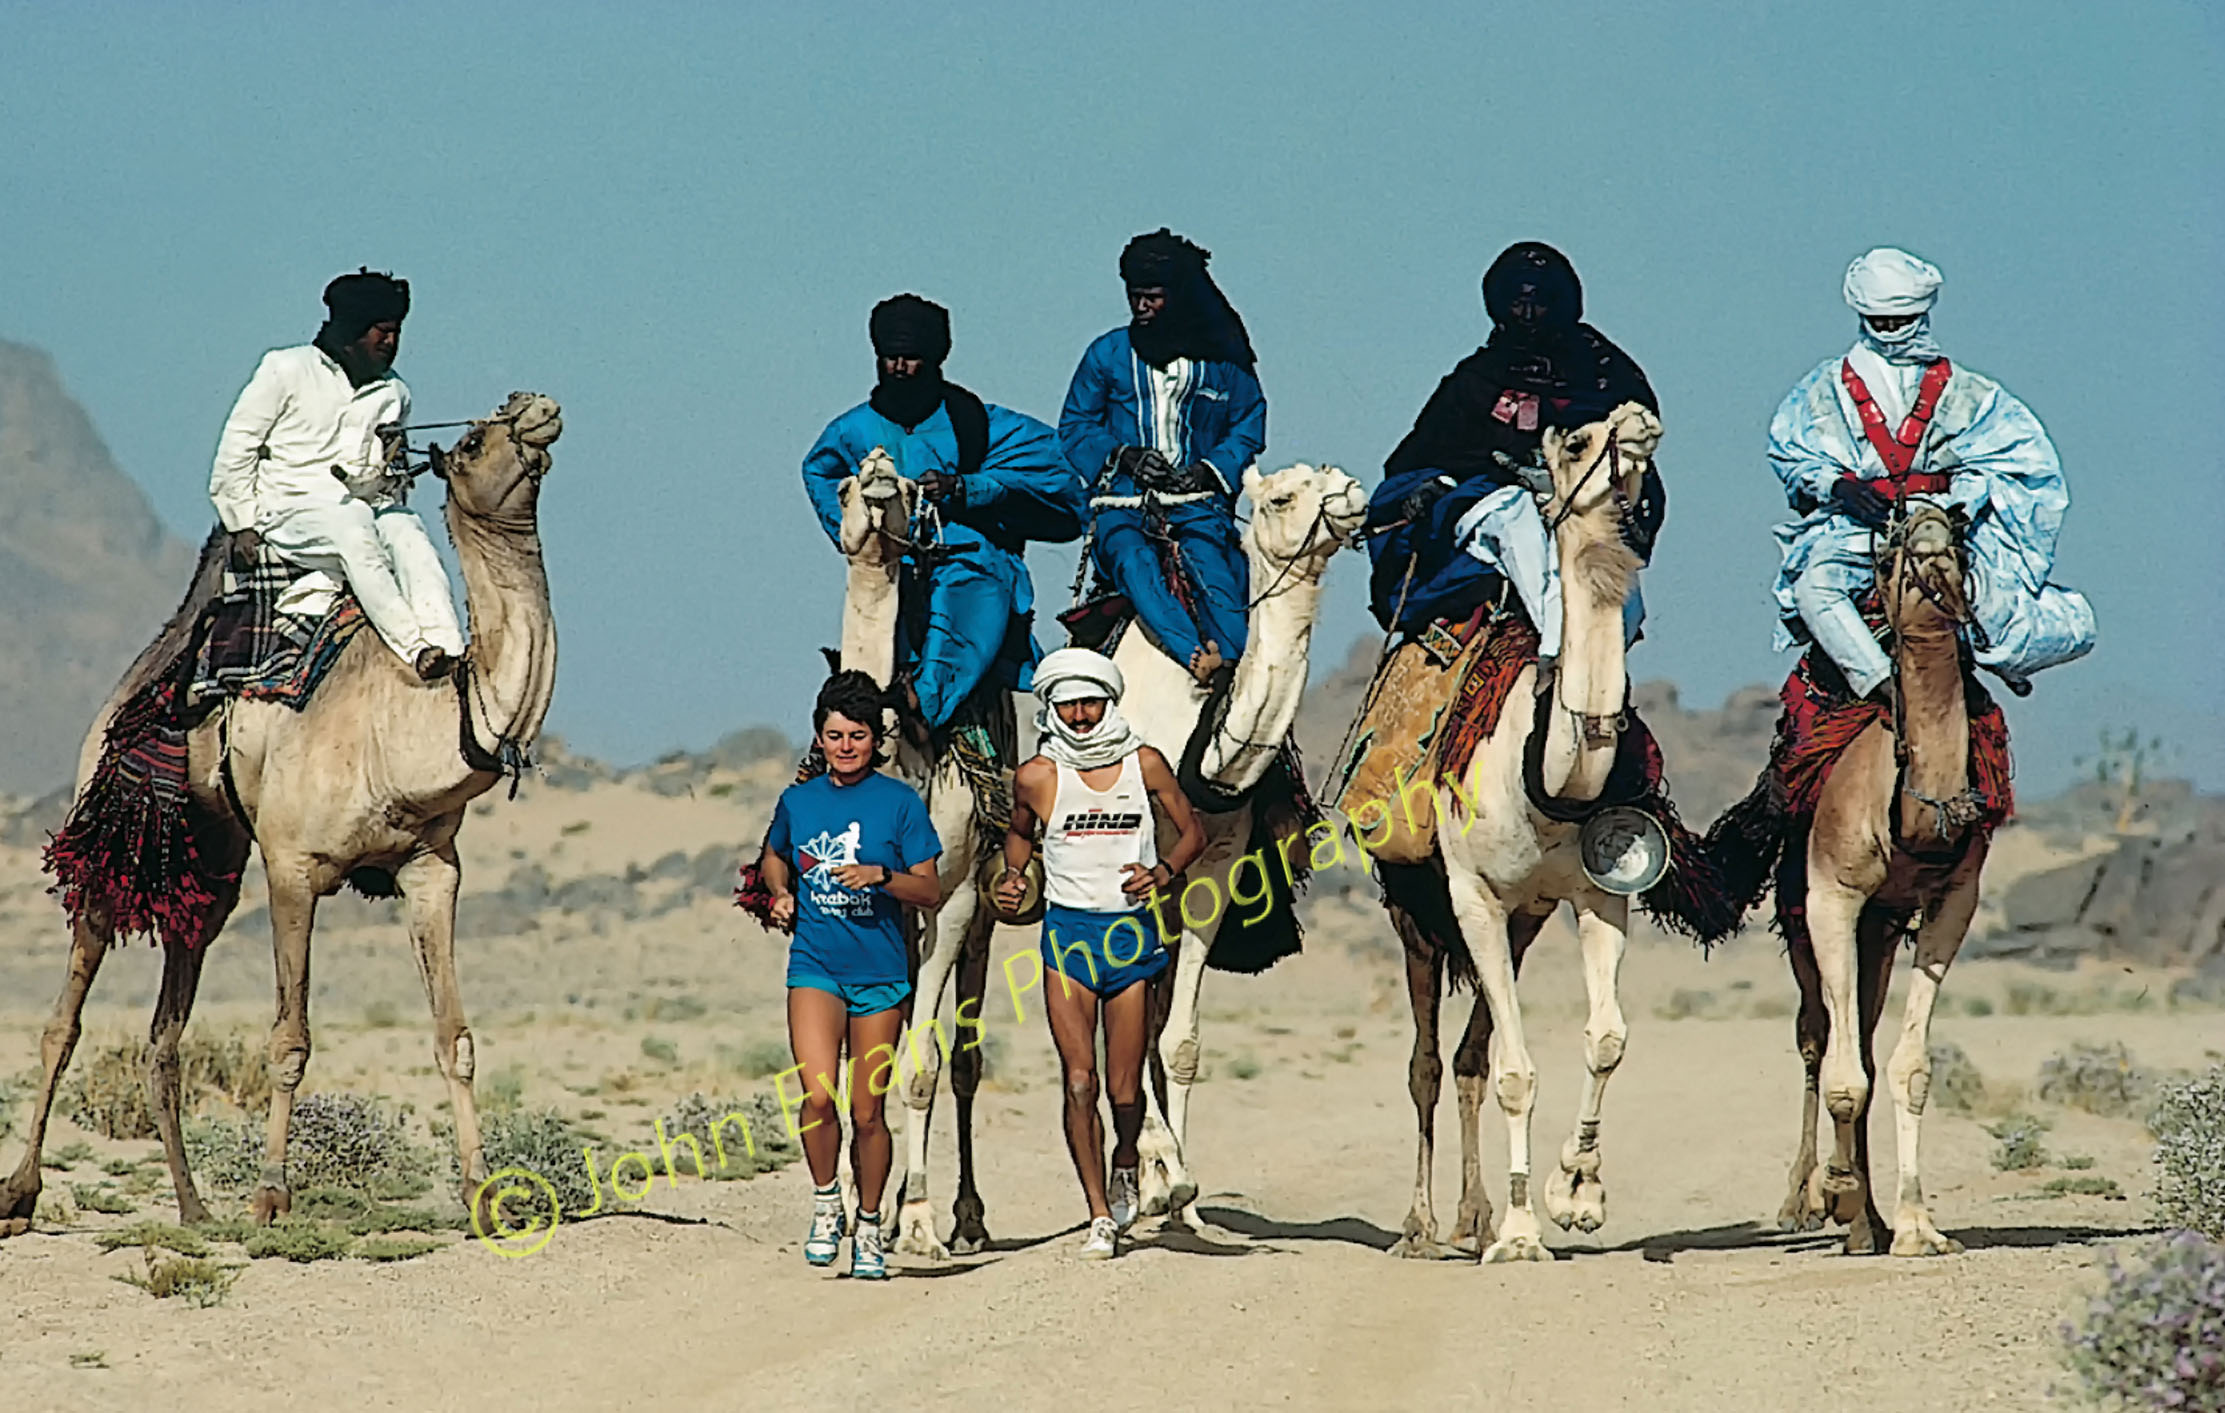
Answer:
[
  {"left": 1241, "top": 463, "right": 1262, "bottom": 497},
  {"left": 1540, "top": 427, "right": 1565, "bottom": 466}
]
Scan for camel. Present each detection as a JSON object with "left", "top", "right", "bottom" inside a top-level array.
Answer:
[
  {"left": 831, "top": 450, "right": 1005, "bottom": 1259},
  {"left": 0, "top": 393, "right": 562, "bottom": 1236},
  {"left": 1772, "top": 500, "right": 1991, "bottom": 1257},
  {"left": 1384, "top": 402, "right": 1666, "bottom": 1263},
  {"left": 1106, "top": 462, "right": 1366, "bottom": 1219}
]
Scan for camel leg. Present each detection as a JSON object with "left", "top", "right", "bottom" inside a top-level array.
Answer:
[
  {"left": 1776, "top": 932, "right": 1830, "bottom": 1232},
  {"left": 1450, "top": 911, "right": 1535, "bottom": 1253},
  {"left": 946, "top": 905, "right": 993, "bottom": 1255},
  {"left": 1387, "top": 926, "right": 1449, "bottom": 1259},
  {"left": 1141, "top": 909, "right": 1217, "bottom": 1221},
  {"left": 0, "top": 914, "right": 113, "bottom": 1236},
  {"left": 1805, "top": 873, "right": 1871, "bottom": 1249},
  {"left": 1887, "top": 840, "right": 1984, "bottom": 1258},
  {"left": 1542, "top": 896, "right": 1629, "bottom": 1235},
  {"left": 1842, "top": 906, "right": 1900, "bottom": 1254},
  {"left": 1446, "top": 873, "right": 1546, "bottom": 1264},
  {"left": 893, "top": 887, "right": 971, "bottom": 1260},
  {"left": 252, "top": 866, "right": 319, "bottom": 1224},
  {"left": 399, "top": 845, "right": 489, "bottom": 1219},
  {"left": 149, "top": 829, "right": 248, "bottom": 1227}
]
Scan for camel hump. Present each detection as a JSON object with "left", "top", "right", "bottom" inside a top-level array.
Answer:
[{"left": 103, "top": 527, "right": 232, "bottom": 710}]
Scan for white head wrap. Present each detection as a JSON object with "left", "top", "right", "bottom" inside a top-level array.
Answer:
[
  {"left": 1843, "top": 247, "right": 1944, "bottom": 364},
  {"left": 1031, "top": 647, "right": 1144, "bottom": 770}
]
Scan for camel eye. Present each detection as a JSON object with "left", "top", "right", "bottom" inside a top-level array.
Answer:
[{"left": 1269, "top": 493, "right": 1296, "bottom": 510}]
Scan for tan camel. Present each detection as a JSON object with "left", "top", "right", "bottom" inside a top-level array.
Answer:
[
  {"left": 1108, "top": 462, "right": 1366, "bottom": 1218},
  {"left": 831, "top": 449, "right": 1003, "bottom": 1260},
  {"left": 0, "top": 393, "right": 562, "bottom": 1236},
  {"left": 1385, "top": 403, "right": 1664, "bottom": 1262},
  {"left": 1775, "top": 501, "right": 1988, "bottom": 1257}
]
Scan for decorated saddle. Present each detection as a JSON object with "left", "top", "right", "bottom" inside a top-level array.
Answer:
[{"left": 188, "top": 554, "right": 367, "bottom": 709}]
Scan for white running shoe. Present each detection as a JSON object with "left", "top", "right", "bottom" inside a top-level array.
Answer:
[
  {"left": 804, "top": 1190, "right": 847, "bottom": 1267},
  {"left": 1080, "top": 1215, "right": 1119, "bottom": 1260},
  {"left": 850, "top": 1213, "right": 888, "bottom": 1281},
  {"left": 1109, "top": 1167, "right": 1141, "bottom": 1232}
]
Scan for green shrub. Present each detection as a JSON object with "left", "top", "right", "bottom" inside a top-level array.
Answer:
[
  {"left": 640, "top": 1036, "right": 679, "bottom": 1066},
  {"left": 70, "top": 1183, "right": 135, "bottom": 1215},
  {"left": 285, "top": 1093, "right": 430, "bottom": 1194},
  {"left": 2037, "top": 1041, "right": 2159, "bottom": 1120},
  {"left": 114, "top": 1250, "right": 236, "bottom": 1306},
  {"left": 661, "top": 1092, "right": 802, "bottom": 1180},
  {"left": 94, "top": 1221, "right": 210, "bottom": 1256},
  {"left": 2153, "top": 1064, "right": 2225, "bottom": 1241},
  {"left": 242, "top": 1219, "right": 354, "bottom": 1262},
  {"left": 466, "top": 1108, "right": 601, "bottom": 1222},
  {"left": 61, "top": 1034, "right": 272, "bottom": 1141},
  {"left": 1926, "top": 1040, "right": 1986, "bottom": 1112},
  {"left": 354, "top": 1236, "right": 443, "bottom": 1262},
  {"left": 719, "top": 1038, "right": 795, "bottom": 1080},
  {"left": 183, "top": 1116, "right": 264, "bottom": 1191},
  {"left": 2058, "top": 1232, "right": 2224, "bottom": 1410},
  {"left": 2041, "top": 1175, "right": 2123, "bottom": 1198},
  {"left": 1988, "top": 1114, "right": 2051, "bottom": 1171}
]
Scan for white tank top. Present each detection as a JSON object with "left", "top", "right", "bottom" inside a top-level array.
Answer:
[{"left": 1042, "top": 754, "right": 1158, "bottom": 913}]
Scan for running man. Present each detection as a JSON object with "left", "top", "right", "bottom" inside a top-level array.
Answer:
[
  {"left": 994, "top": 647, "right": 1205, "bottom": 1259},
  {"left": 759, "top": 671, "right": 944, "bottom": 1279}
]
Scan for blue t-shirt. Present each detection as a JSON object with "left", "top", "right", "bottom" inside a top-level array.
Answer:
[{"left": 765, "top": 771, "right": 941, "bottom": 987}]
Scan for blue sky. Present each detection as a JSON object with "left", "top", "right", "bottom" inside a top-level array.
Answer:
[{"left": 2, "top": 1, "right": 2216, "bottom": 792}]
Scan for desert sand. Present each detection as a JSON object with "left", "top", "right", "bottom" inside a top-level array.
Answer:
[{"left": 0, "top": 761, "right": 2212, "bottom": 1412}]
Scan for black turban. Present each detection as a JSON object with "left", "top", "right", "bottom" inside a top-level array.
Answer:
[
  {"left": 1481, "top": 242, "right": 1583, "bottom": 328},
  {"left": 321, "top": 268, "right": 411, "bottom": 342},
  {"left": 869, "top": 294, "right": 952, "bottom": 365},
  {"left": 1119, "top": 228, "right": 1255, "bottom": 371}
]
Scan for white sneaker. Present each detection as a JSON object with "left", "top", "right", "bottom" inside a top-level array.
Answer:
[
  {"left": 1080, "top": 1215, "right": 1119, "bottom": 1260},
  {"left": 804, "top": 1190, "right": 847, "bottom": 1267},
  {"left": 1109, "top": 1167, "right": 1140, "bottom": 1232}
]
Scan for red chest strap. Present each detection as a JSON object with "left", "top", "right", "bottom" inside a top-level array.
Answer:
[{"left": 1840, "top": 358, "right": 1952, "bottom": 478}]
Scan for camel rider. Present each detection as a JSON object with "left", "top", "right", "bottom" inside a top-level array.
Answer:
[
  {"left": 208, "top": 269, "right": 466, "bottom": 682},
  {"left": 1366, "top": 241, "right": 1664, "bottom": 662},
  {"left": 1059, "top": 229, "right": 1265, "bottom": 684},
  {"left": 801, "top": 295, "right": 1087, "bottom": 731},
  {"left": 1767, "top": 248, "right": 2097, "bottom": 700}
]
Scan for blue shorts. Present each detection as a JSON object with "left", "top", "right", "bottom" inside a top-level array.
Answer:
[
  {"left": 1040, "top": 904, "right": 1169, "bottom": 998},
  {"left": 789, "top": 973, "right": 912, "bottom": 1017}
]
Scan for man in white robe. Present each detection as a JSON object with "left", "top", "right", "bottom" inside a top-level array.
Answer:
[
  {"left": 1766, "top": 247, "right": 2096, "bottom": 699},
  {"left": 207, "top": 269, "right": 465, "bottom": 681}
]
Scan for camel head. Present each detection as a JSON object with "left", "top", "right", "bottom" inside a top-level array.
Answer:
[
  {"left": 1884, "top": 500, "right": 1972, "bottom": 631},
  {"left": 1240, "top": 462, "right": 1366, "bottom": 585},
  {"left": 837, "top": 447, "right": 917, "bottom": 560},
  {"left": 1541, "top": 401, "right": 1659, "bottom": 607},
  {"left": 429, "top": 392, "right": 562, "bottom": 526}
]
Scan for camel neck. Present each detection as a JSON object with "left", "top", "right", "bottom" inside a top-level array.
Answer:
[
  {"left": 1892, "top": 611, "right": 1970, "bottom": 848},
  {"left": 445, "top": 501, "right": 557, "bottom": 757},
  {"left": 1539, "top": 502, "right": 1635, "bottom": 802},
  {"left": 1194, "top": 545, "right": 1326, "bottom": 792}
]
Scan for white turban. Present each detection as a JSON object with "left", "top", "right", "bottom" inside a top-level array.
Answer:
[
  {"left": 1031, "top": 647, "right": 1144, "bottom": 770},
  {"left": 1843, "top": 247, "right": 1943, "bottom": 317},
  {"left": 1843, "top": 247, "right": 1944, "bottom": 364}
]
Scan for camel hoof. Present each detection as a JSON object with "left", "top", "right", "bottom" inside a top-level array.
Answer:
[
  {"left": 250, "top": 1186, "right": 292, "bottom": 1225},
  {"left": 1164, "top": 1175, "right": 1198, "bottom": 1216},
  {"left": 1388, "top": 1233, "right": 1457, "bottom": 1260},
  {"left": 0, "top": 1216, "right": 31, "bottom": 1239},
  {"left": 1543, "top": 1171, "right": 1607, "bottom": 1233},
  {"left": 1480, "top": 1233, "right": 1552, "bottom": 1264},
  {"left": 1890, "top": 1226, "right": 1963, "bottom": 1258},
  {"left": 948, "top": 1222, "right": 990, "bottom": 1257},
  {"left": 894, "top": 1202, "right": 948, "bottom": 1261}
]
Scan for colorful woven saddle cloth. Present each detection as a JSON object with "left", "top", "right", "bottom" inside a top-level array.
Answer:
[
  {"left": 188, "top": 554, "right": 367, "bottom": 710},
  {"left": 1766, "top": 646, "right": 2014, "bottom": 829}
]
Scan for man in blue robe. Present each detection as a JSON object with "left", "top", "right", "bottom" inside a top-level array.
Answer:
[
  {"left": 1059, "top": 230, "right": 1266, "bottom": 683},
  {"left": 1767, "top": 247, "right": 2096, "bottom": 699},
  {"left": 802, "top": 295, "right": 1087, "bottom": 729}
]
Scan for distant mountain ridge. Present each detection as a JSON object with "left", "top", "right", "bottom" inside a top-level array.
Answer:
[{"left": 0, "top": 338, "right": 196, "bottom": 794}]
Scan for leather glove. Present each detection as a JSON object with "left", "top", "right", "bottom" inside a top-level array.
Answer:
[
  {"left": 918, "top": 469, "right": 966, "bottom": 506},
  {"left": 1112, "top": 445, "right": 1180, "bottom": 489},
  {"left": 1830, "top": 477, "right": 1893, "bottom": 529},
  {"left": 1398, "top": 476, "right": 1453, "bottom": 526},
  {"left": 1175, "top": 461, "right": 1217, "bottom": 494},
  {"left": 227, "top": 528, "right": 263, "bottom": 570}
]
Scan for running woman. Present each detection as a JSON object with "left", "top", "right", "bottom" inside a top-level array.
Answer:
[
  {"left": 759, "top": 671, "right": 943, "bottom": 1279},
  {"left": 995, "top": 647, "right": 1205, "bottom": 1259}
]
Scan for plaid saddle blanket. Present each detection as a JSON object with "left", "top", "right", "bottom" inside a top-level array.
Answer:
[{"left": 188, "top": 556, "right": 366, "bottom": 710}]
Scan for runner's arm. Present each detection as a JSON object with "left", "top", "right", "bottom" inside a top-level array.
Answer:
[{"left": 1137, "top": 747, "right": 1207, "bottom": 877}]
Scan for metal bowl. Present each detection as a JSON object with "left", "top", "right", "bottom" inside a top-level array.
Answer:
[{"left": 1579, "top": 806, "right": 1671, "bottom": 896}]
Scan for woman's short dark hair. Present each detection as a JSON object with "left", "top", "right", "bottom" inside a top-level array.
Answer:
[{"left": 812, "top": 670, "right": 889, "bottom": 744}]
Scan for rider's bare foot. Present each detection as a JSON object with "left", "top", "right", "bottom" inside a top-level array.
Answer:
[
  {"left": 1187, "top": 641, "right": 1224, "bottom": 686},
  {"left": 415, "top": 646, "right": 455, "bottom": 682}
]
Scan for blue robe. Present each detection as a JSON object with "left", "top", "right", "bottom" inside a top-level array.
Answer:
[
  {"left": 1767, "top": 353, "right": 2096, "bottom": 690},
  {"left": 1058, "top": 328, "right": 1266, "bottom": 664},
  {"left": 803, "top": 399, "right": 1085, "bottom": 726}
]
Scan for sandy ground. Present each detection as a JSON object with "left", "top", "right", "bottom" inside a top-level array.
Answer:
[{"left": 0, "top": 775, "right": 2214, "bottom": 1412}]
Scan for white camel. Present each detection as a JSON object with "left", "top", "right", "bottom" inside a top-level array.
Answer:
[
  {"left": 1415, "top": 402, "right": 1665, "bottom": 1262},
  {"left": 1110, "top": 462, "right": 1366, "bottom": 1218}
]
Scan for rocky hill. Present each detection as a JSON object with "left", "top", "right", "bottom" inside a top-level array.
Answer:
[{"left": 0, "top": 339, "right": 196, "bottom": 794}]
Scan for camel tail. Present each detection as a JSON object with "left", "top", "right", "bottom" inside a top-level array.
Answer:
[{"left": 1697, "top": 773, "right": 1787, "bottom": 934}]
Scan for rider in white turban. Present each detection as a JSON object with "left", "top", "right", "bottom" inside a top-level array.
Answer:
[{"left": 1030, "top": 646, "right": 1144, "bottom": 770}]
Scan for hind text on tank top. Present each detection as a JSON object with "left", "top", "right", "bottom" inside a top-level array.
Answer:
[{"left": 1042, "top": 753, "right": 1159, "bottom": 914}]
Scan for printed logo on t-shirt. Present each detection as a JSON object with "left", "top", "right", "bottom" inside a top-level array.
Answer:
[
  {"left": 1056, "top": 809, "right": 1143, "bottom": 837},
  {"left": 798, "top": 821, "right": 872, "bottom": 917}
]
